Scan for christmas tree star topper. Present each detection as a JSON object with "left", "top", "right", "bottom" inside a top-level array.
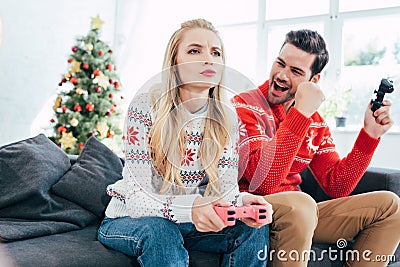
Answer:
[{"left": 91, "top": 15, "right": 104, "bottom": 30}]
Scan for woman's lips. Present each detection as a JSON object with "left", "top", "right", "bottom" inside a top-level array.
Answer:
[{"left": 200, "top": 69, "right": 216, "bottom": 76}]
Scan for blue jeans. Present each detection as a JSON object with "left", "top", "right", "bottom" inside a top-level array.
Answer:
[{"left": 98, "top": 216, "right": 269, "bottom": 267}]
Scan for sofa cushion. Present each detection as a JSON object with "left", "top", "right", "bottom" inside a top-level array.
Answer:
[
  {"left": 52, "top": 136, "right": 123, "bottom": 218},
  {"left": 0, "top": 134, "right": 97, "bottom": 241}
]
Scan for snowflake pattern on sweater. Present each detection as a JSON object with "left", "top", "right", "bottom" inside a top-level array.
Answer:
[{"left": 104, "top": 93, "right": 246, "bottom": 223}]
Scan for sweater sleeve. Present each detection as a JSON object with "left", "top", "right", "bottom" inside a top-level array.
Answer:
[
  {"left": 217, "top": 116, "right": 251, "bottom": 206},
  {"left": 309, "top": 127, "right": 380, "bottom": 198},
  {"left": 235, "top": 91, "right": 311, "bottom": 195},
  {"left": 106, "top": 93, "right": 200, "bottom": 223}
]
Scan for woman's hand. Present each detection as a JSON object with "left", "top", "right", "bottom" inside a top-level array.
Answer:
[
  {"left": 192, "top": 196, "right": 230, "bottom": 232},
  {"left": 240, "top": 194, "right": 273, "bottom": 228}
]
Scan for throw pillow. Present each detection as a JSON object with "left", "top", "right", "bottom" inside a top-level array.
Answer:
[
  {"left": 51, "top": 136, "right": 123, "bottom": 218},
  {"left": 0, "top": 133, "right": 71, "bottom": 212}
]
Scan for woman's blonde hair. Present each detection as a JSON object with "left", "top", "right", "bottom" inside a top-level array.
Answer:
[{"left": 149, "top": 18, "right": 233, "bottom": 196}]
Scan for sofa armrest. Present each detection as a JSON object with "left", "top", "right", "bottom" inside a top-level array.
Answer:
[
  {"left": 351, "top": 167, "right": 400, "bottom": 197},
  {"left": 300, "top": 167, "right": 400, "bottom": 202}
]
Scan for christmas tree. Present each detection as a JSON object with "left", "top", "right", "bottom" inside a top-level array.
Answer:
[{"left": 49, "top": 15, "right": 123, "bottom": 154}]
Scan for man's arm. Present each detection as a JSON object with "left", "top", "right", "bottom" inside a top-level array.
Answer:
[{"left": 234, "top": 92, "right": 312, "bottom": 195}]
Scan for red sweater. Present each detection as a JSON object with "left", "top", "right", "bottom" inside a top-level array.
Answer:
[{"left": 233, "top": 80, "right": 380, "bottom": 198}]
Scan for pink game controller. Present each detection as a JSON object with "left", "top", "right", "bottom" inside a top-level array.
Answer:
[{"left": 214, "top": 205, "right": 269, "bottom": 226}]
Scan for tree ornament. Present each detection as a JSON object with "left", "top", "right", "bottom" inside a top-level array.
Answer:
[
  {"left": 96, "top": 121, "right": 109, "bottom": 138},
  {"left": 72, "top": 46, "right": 77, "bottom": 52},
  {"left": 91, "top": 15, "right": 104, "bottom": 30},
  {"left": 109, "top": 93, "right": 113, "bottom": 99},
  {"left": 76, "top": 88, "right": 84, "bottom": 95},
  {"left": 107, "top": 129, "right": 115, "bottom": 138},
  {"left": 85, "top": 103, "right": 95, "bottom": 112},
  {"left": 70, "top": 77, "right": 78, "bottom": 85},
  {"left": 85, "top": 43, "right": 93, "bottom": 51},
  {"left": 95, "top": 87, "right": 101, "bottom": 93},
  {"left": 106, "top": 63, "right": 114, "bottom": 71},
  {"left": 98, "top": 50, "right": 104, "bottom": 56},
  {"left": 73, "top": 104, "right": 82, "bottom": 112},
  {"left": 70, "top": 60, "right": 81, "bottom": 74},
  {"left": 50, "top": 118, "right": 55, "bottom": 123},
  {"left": 82, "top": 63, "right": 89, "bottom": 70},
  {"left": 114, "top": 81, "right": 120, "bottom": 89},
  {"left": 59, "top": 132, "right": 77, "bottom": 149},
  {"left": 96, "top": 73, "right": 109, "bottom": 89},
  {"left": 57, "top": 125, "right": 67, "bottom": 133},
  {"left": 93, "top": 69, "right": 101, "bottom": 77},
  {"left": 61, "top": 106, "right": 67, "bottom": 112},
  {"left": 53, "top": 96, "right": 62, "bottom": 110},
  {"left": 67, "top": 58, "right": 73, "bottom": 63},
  {"left": 69, "top": 118, "right": 79, "bottom": 127},
  {"left": 78, "top": 143, "right": 84, "bottom": 150}
]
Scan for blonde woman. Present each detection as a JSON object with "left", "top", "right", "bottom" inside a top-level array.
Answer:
[{"left": 97, "top": 19, "right": 272, "bottom": 266}]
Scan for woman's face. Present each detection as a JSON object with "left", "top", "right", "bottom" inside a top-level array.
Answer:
[{"left": 175, "top": 28, "right": 224, "bottom": 91}]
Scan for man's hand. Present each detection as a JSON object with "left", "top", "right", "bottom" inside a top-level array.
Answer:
[
  {"left": 192, "top": 196, "right": 229, "bottom": 232},
  {"left": 240, "top": 194, "right": 273, "bottom": 228},
  {"left": 364, "top": 99, "right": 393, "bottom": 138},
  {"left": 294, "top": 81, "right": 325, "bottom": 118}
]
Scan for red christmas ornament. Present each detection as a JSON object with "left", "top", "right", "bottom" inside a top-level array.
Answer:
[
  {"left": 61, "top": 106, "right": 67, "bottom": 112},
  {"left": 50, "top": 118, "right": 55, "bottom": 123},
  {"left": 107, "top": 130, "right": 115, "bottom": 138},
  {"left": 114, "top": 81, "right": 120, "bottom": 89},
  {"left": 82, "top": 63, "right": 89, "bottom": 70},
  {"left": 108, "top": 49, "right": 113, "bottom": 54},
  {"left": 106, "top": 63, "right": 114, "bottom": 71},
  {"left": 109, "top": 79, "right": 113, "bottom": 84},
  {"left": 98, "top": 50, "right": 104, "bottom": 56},
  {"left": 93, "top": 69, "right": 101, "bottom": 77},
  {"left": 70, "top": 77, "right": 78, "bottom": 85},
  {"left": 73, "top": 104, "right": 82, "bottom": 112},
  {"left": 67, "top": 58, "right": 73, "bottom": 63},
  {"left": 78, "top": 143, "right": 84, "bottom": 150},
  {"left": 110, "top": 107, "right": 116, "bottom": 113},
  {"left": 113, "top": 103, "right": 117, "bottom": 107},
  {"left": 58, "top": 126, "right": 67, "bottom": 133},
  {"left": 106, "top": 111, "right": 112, "bottom": 117},
  {"left": 108, "top": 93, "right": 113, "bottom": 99},
  {"left": 86, "top": 103, "right": 95, "bottom": 112},
  {"left": 72, "top": 47, "right": 77, "bottom": 52},
  {"left": 88, "top": 132, "right": 95, "bottom": 137},
  {"left": 95, "top": 87, "right": 101, "bottom": 93}
]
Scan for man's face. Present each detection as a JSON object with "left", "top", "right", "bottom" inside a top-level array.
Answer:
[{"left": 268, "top": 43, "right": 317, "bottom": 105}]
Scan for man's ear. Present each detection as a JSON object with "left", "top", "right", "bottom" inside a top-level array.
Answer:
[{"left": 310, "top": 73, "right": 320, "bottom": 83}]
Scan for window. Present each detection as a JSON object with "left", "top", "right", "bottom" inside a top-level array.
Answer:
[{"left": 261, "top": 0, "right": 400, "bottom": 130}]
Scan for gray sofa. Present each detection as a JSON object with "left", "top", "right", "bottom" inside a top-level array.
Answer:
[{"left": 1, "top": 134, "right": 399, "bottom": 267}]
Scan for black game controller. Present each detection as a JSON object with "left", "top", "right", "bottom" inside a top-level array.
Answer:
[{"left": 371, "top": 78, "right": 394, "bottom": 112}]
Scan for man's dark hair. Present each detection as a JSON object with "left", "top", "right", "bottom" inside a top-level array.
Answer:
[{"left": 282, "top": 29, "right": 329, "bottom": 78}]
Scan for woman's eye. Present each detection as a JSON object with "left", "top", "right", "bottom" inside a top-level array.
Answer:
[
  {"left": 188, "top": 49, "right": 200, "bottom": 54},
  {"left": 212, "top": 51, "right": 221, "bottom": 57}
]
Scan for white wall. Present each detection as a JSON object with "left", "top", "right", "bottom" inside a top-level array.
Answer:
[
  {"left": 0, "top": 0, "right": 117, "bottom": 145},
  {"left": 332, "top": 130, "right": 400, "bottom": 170}
]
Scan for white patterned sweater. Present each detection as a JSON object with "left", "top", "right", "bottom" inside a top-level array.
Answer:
[{"left": 104, "top": 93, "right": 249, "bottom": 223}]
